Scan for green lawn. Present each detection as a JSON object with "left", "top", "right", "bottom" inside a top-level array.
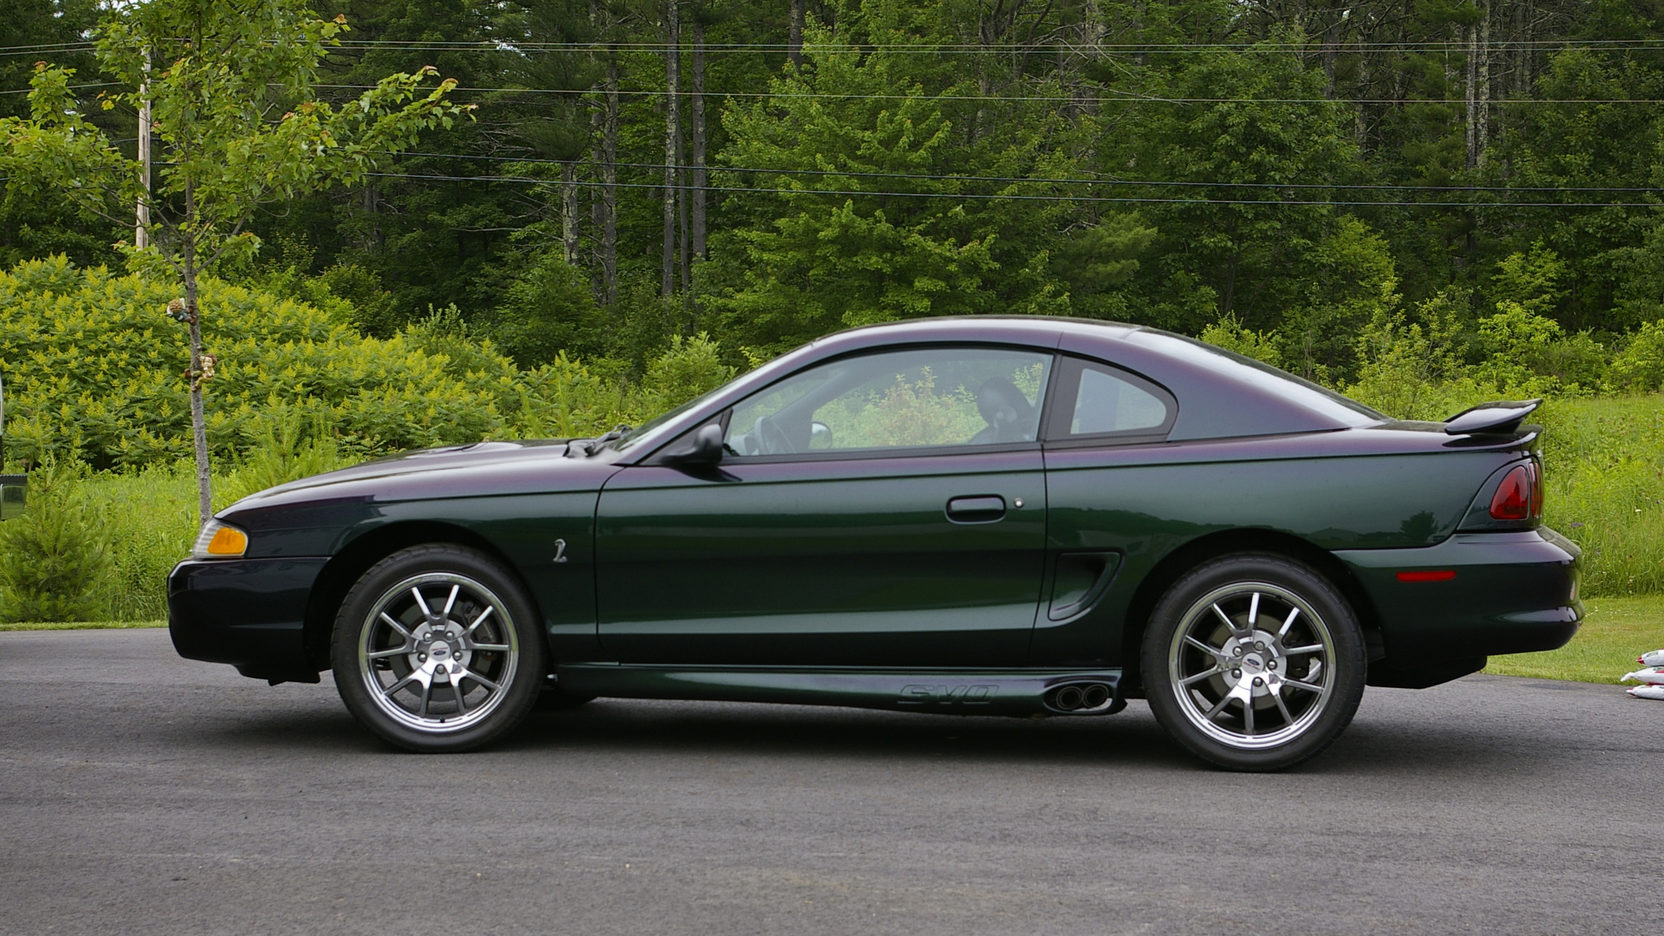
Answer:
[
  {"left": 5, "top": 597, "right": 1659, "bottom": 685},
  {"left": 0, "top": 620, "right": 163, "bottom": 631},
  {"left": 1484, "top": 594, "right": 1664, "bottom": 683}
]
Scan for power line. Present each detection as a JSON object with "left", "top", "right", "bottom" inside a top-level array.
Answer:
[
  {"left": 10, "top": 35, "right": 1664, "bottom": 56},
  {"left": 307, "top": 83, "right": 1664, "bottom": 106},
  {"left": 325, "top": 37, "right": 1664, "bottom": 54},
  {"left": 391, "top": 150, "right": 1664, "bottom": 195},
  {"left": 358, "top": 169, "right": 1664, "bottom": 209}
]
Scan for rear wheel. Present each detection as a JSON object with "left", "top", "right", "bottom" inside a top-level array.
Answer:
[
  {"left": 332, "top": 545, "right": 546, "bottom": 752},
  {"left": 1142, "top": 554, "right": 1365, "bottom": 771}
]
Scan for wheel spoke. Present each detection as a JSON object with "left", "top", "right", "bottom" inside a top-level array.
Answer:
[
  {"left": 379, "top": 612, "right": 413, "bottom": 640},
  {"left": 1247, "top": 591, "right": 1261, "bottom": 627},
  {"left": 365, "top": 647, "right": 407, "bottom": 660},
  {"left": 1284, "top": 678, "right": 1325, "bottom": 695},
  {"left": 465, "top": 604, "right": 496, "bottom": 635},
  {"left": 382, "top": 671, "right": 421, "bottom": 699},
  {"left": 1209, "top": 603, "right": 1235, "bottom": 631},
  {"left": 440, "top": 584, "right": 459, "bottom": 618},
  {"left": 411, "top": 587, "right": 434, "bottom": 618},
  {"left": 1181, "top": 665, "right": 1223, "bottom": 687},
  {"left": 1242, "top": 698, "right": 1256, "bottom": 734},
  {"left": 1277, "top": 606, "right": 1301, "bottom": 638},
  {"left": 1183, "top": 635, "right": 1218, "bottom": 655},
  {"left": 418, "top": 678, "right": 436, "bottom": 718},
  {"left": 458, "top": 666, "right": 501, "bottom": 693},
  {"left": 452, "top": 676, "right": 470, "bottom": 715},
  {"left": 470, "top": 642, "right": 510, "bottom": 653},
  {"left": 1283, "top": 643, "right": 1325, "bottom": 656},
  {"left": 1272, "top": 688, "right": 1295, "bottom": 726}
]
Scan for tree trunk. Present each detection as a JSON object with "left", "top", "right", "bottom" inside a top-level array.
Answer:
[
  {"left": 602, "top": 54, "right": 619, "bottom": 305},
  {"left": 561, "top": 161, "right": 580, "bottom": 264},
  {"left": 183, "top": 182, "right": 212, "bottom": 528},
  {"left": 788, "top": 0, "right": 804, "bottom": 70},
  {"left": 662, "top": 0, "right": 681, "bottom": 299},
  {"left": 1464, "top": 1, "right": 1490, "bottom": 170},
  {"left": 691, "top": 13, "right": 708, "bottom": 266}
]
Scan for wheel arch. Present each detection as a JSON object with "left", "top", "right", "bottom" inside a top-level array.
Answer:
[
  {"left": 301, "top": 521, "right": 549, "bottom": 672},
  {"left": 1119, "top": 529, "right": 1382, "bottom": 694}
]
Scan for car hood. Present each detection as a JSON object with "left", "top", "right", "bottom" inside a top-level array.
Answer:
[{"left": 225, "top": 439, "right": 624, "bottom": 513}]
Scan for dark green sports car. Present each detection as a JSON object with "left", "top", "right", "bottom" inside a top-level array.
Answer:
[{"left": 169, "top": 317, "right": 1580, "bottom": 770}]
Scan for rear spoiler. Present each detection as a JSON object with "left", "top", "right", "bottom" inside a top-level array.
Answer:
[{"left": 1443, "top": 399, "right": 1543, "bottom": 435}]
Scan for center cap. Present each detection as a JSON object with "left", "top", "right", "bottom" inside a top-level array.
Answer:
[
  {"left": 1241, "top": 653, "right": 1265, "bottom": 673},
  {"left": 430, "top": 643, "right": 451, "bottom": 661}
]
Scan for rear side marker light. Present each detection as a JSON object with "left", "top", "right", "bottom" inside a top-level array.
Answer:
[{"left": 1397, "top": 570, "right": 1456, "bottom": 583}]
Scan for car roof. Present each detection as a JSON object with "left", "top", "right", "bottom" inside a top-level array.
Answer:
[{"left": 813, "top": 317, "right": 1385, "bottom": 441}]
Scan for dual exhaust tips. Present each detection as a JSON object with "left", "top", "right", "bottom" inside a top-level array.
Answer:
[{"left": 1045, "top": 681, "right": 1115, "bottom": 714}]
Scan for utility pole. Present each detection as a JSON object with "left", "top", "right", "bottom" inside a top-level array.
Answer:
[{"left": 135, "top": 54, "right": 150, "bottom": 249}]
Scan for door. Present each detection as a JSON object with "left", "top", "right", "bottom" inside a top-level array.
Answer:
[{"left": 595, "top": 346, "right": 1054, "bottom": 667}]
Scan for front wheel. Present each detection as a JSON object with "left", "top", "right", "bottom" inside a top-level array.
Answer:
[
  {"left": 332, "top": 545, "right": 546, "bottom": 752},
  {"left": 1141, "top": 554, "right": 1365, "bottom": 771}
]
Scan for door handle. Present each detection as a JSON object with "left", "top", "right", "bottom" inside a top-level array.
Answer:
[{"left": 946, "top": 495, "right": 1007, "bottom": 523}]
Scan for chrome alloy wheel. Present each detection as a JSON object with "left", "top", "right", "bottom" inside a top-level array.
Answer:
[
  {"left": 356, "top": 571, "right": 521, "bottom": 734},
  {"left": 1165, "top": 581, "right": 1337, "bottom": 750}
]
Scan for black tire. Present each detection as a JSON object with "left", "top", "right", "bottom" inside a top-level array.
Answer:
[
  {"left": 332, "top": 544, "right": 547, "bottom": 752},
  {"left": 1141, "top": 553, "right": 1365, "bottom": 771}
]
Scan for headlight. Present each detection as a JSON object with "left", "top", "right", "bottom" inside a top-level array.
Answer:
[{"left": 192, "top": 519, "right": 249, "bottom": 559}]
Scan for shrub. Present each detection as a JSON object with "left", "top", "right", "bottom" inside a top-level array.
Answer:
[
  {"left": 1609, "top": 319, "right": 1664, "bottom": 391},
  {"left": 80, "top": 464, "right": 199, "bottom": 620},
  {"left": 0, "top": 258, "right": 540, "bottom": 470},
  {"left": 634, "top": 333, "right": 738, "bottom": 421},
  {"left": 0, "top": 460, "right": 112, "bottom": 622},
  {"left": 1199, "top": 314, "right": 1283, "bottom": 368}
]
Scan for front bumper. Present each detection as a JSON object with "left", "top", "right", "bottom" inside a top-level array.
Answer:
[
  {"left": 168, "top": 556, "right": 331, "bottom": 683},
  {"left": 1337, "top": 526, "right": 1582, "bottom": 688}
]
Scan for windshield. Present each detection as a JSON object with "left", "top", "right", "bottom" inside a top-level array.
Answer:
[{"left": 610, "top": 381, "right": 735, "bottom": 454}]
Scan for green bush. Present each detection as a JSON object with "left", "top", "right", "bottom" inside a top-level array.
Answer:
[
  {"left": 1610, "top": 319, "right": 1664, "bottom": 391},
  {"left": 0, "top": 257, "right": 538, "bottom": 469},
  {"left": 80, "top": 464, "right": 199, "bottom": 620},
  {"left": 0, "top": 460, "right": 112, "bottom": 622}
]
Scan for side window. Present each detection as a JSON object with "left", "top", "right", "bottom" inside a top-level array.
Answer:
[
  {"left": 726, "top": 347, "right": 1052, "bottom": 456},
  {"left": 1056, "top": 360, "right": 1174, "bottom": 440}
]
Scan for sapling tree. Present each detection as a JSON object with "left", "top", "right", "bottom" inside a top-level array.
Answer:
[{"left": 0, "top": 0, "right": 471, "bottom": 526}]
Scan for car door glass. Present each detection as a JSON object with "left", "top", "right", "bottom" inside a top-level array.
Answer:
[
  {"left": 727, "top": 348, "right": 1051, "bottom": 455},
  {"left": 1069, "top": 364, "right": 1171, "bottom": 436}
]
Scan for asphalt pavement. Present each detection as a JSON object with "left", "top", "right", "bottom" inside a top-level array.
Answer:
[{"left": 1, "top": 627, "right": 1659, "bottom": 935}]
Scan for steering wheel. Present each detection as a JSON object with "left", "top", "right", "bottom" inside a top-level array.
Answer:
[{"left": 753, "top": 415, "right": 795, "bottom": 455}]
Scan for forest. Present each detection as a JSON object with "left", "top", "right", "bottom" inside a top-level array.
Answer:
[
  {"left": 4, "top": 0, "right": 1663, "bottom": 377},
  {"left": 2, "top": 0, "right": 1664, "bottom": 625}
]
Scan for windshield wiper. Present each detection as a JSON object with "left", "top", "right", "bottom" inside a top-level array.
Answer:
[{"left": 567, "top": 424, "right": 633, "bottom": 457}]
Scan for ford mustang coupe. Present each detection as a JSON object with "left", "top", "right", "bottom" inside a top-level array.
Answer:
[{"left": 169, "top": 317, "right": 1581, "bottom": 770}]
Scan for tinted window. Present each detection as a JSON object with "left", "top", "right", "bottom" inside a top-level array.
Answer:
[
  {"left": 727, "top": 347, "right": 1052, "bottom": 456},
  {"left": 1049, "top": 359, "right": 1175, "bottom": 441}
]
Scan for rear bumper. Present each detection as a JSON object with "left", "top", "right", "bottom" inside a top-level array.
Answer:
[
  {"left": 1336, "top": 527, "right": 1581, "bottom": 688},
  {"left": 168, "top": 557, "right": 330, "bottom": 683}
]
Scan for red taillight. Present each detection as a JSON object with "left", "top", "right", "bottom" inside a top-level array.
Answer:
[
  {"left": 1397, "top": 570, "right": 1457, "bottom": 583},
  {"left": 1489, "top": 463, "right": 1537, "bottom": 521},
  {"left": 1529, "top": 460, "right": 1544, "bottom": 517}
]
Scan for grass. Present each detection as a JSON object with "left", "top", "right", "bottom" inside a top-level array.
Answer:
[
  {"left": 0, "top": 620, "right": 162, "bottom": 631},
  {"left": 1484, "top": 594, "right": 1664, "bottom": 683}
]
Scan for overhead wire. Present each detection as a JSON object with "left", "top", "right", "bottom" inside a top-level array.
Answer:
[
  {"left": 389, "top": 150, "right": 1664, "bottom": 196},
  {"left": 356, "top": 169, "right": 1664, "bottom": 209}
]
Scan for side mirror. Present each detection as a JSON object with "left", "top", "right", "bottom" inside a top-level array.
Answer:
[{"left": 660, "top": 422, "right": 725, "bottom": 467}]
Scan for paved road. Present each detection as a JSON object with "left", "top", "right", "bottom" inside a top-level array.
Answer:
[{"left": 1, "top": 628, "right": 1658, "bottom": 935}]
